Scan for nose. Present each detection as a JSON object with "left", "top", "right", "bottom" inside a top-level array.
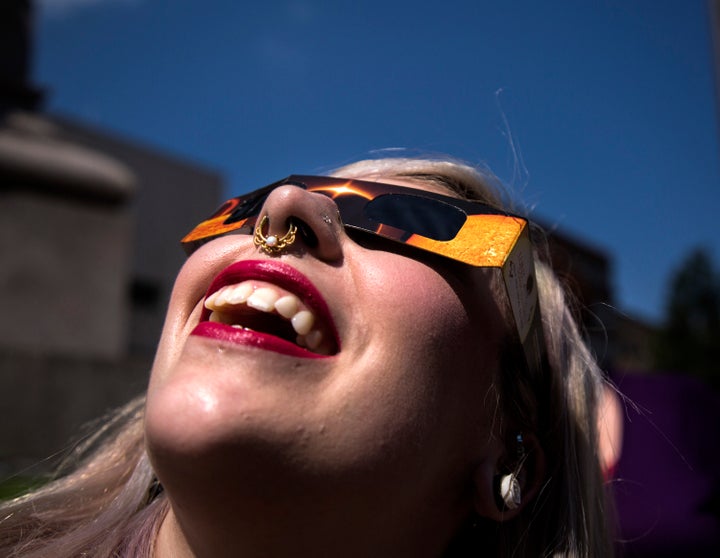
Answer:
[{"left": 257, "top": 185, "right": 344, "bottom": 263}]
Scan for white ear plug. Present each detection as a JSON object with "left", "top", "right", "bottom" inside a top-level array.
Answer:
[{"left": 499, "top": 473, "right": 521, "bottom": 510}]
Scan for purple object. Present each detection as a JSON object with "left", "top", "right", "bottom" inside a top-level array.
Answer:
[{"left": 611, "top": 373, "right": 720, "bottom": 557}]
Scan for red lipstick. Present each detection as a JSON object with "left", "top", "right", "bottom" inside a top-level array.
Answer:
[{"left": 191, "top": 260, "right": 339, "bottom": 359}]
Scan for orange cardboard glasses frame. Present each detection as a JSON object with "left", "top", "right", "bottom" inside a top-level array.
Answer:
[{"left": 181, "top": 175, "right": 545, "bottom": 377}]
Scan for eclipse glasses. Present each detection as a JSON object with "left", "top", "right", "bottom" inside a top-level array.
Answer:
[{"left": 182, "top": 175, "right": 545, "bottom": 377}]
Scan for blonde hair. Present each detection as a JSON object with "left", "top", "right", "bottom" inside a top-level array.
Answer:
[
  {"left": 0, "top": 397, "right": 166, "bottom": 557},
  {"left": 0, "top": 157, "right": 613, "bottom": 557}
]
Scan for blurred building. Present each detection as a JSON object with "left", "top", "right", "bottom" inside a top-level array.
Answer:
[
  {"left": 712, "top": 0, "right": 720, "bottom": 131},
  {"left": 0, "top": 0, "right": 222, "bottom": 474},
  {"left": 543, "top": 228, "right": 660, "bottom": 374},
  {"left": 543, "top": 227, "right": 617, "bottom": 367}
]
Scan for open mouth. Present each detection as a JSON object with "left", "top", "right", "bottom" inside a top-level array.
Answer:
[
  {"left": 200, "top": 281, "right": 338, "bottom": 357},
  {"left": 192, "top": 260, "right": 341, "bottom": 358}
]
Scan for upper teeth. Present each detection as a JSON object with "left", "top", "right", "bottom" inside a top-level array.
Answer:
[{"left": 204, "top": 281, "right": 324, "bottom": 351}]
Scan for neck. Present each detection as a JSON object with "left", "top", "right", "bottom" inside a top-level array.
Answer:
[{"left": 153, "top": 493, "right": 456, "bottom": 558}]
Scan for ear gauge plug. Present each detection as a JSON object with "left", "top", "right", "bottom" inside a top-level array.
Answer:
[
  {"left": 499, "top": 473, "right": 521, "bottom": 510},
  {"left": 495, "top": 432, "right": 525, "bottom": 511}
]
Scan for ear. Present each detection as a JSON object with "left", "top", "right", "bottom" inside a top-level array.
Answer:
[{"left": 471, "top": 432, "right": 546, "bottom": 521}]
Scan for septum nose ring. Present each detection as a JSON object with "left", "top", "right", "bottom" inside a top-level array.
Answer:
[{"left": 253, "top": 215, "right": 297, "bottom": 254}]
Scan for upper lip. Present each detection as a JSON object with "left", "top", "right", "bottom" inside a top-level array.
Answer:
[{"left": 200, "top": 259, "right": 340, "bottom": 351}]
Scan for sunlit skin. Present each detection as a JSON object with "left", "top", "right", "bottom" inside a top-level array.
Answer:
[{"left": 145, "top": 179, "right": 515, "bottom": 558}]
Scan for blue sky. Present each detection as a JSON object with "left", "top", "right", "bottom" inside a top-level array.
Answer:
[{"left": 34, "top": 0, "right": 720, "bottom": 324}]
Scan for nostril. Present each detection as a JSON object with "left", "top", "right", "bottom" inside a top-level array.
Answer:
[
  {"left": 293, "top": 218, "right": 318, "bottom": 248},
  {"left": 259, "top": 185, "right": 344, "bottom": 262}
]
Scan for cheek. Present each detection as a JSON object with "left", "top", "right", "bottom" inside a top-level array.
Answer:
[
  {"left": 306, "top": 279, "right": 502, "bottom": 496},
  {"left": 358, "top": 255, "right": 485, "bottom": 363},
  {"left": 148, "top": 238, "right": 247, "bottom": 387},
  {"left": 148, "top": 272, "right": 199, "bottom": 389},
  {"left": 338, "top": 255, "right": 501, "bottom": 440}
]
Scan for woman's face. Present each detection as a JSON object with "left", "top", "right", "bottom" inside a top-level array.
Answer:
[{"left": 145, "top": 178, "right": 508, "bottom": 543}]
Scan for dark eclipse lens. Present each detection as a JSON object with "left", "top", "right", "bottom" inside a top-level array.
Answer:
[{"left": 363, "top": 194, "right": 466, "bottom": 241}]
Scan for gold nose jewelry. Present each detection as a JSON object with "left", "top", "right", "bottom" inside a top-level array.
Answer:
[{"left": 253, "top": 215, "right": 297, "bottom": 254}]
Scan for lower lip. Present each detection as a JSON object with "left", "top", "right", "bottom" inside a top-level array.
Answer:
[{"left": 191, "top": 321, "right": 330, "bottom": 359}]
